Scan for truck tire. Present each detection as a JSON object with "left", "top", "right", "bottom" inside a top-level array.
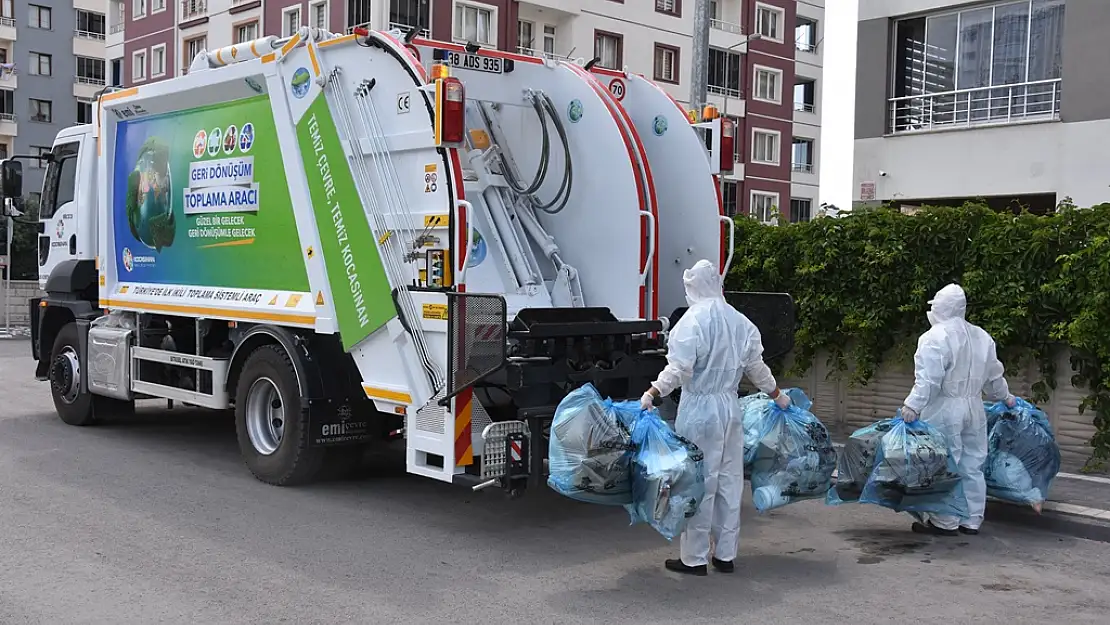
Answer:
[
  {"left": 234, "top": 344, "right": 323, "bottom": 486},
  {"left": 49, "top": 322, "right": 96, "bottom": 426}
]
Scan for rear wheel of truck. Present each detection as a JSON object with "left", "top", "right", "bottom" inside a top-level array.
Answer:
[
  {"left": 234, "top": 344, "right": 323, "bottom": 486},
  {"left": 49, "top": 322, "right": 96, "bottom": 426}
]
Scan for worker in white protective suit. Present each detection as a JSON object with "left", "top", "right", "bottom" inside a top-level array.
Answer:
[
  {"left": 640, "top": 259, "right": 790, "bottom": 576},
  {"left": 900, "top": 283, "right": 1017, "bottom": 537}
]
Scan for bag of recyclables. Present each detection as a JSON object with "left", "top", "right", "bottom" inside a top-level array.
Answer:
[
  {"left": 741, "top": 388, "right": 837, "bottom": 512},
  {"left": 983, "top": 398, "right": 1060, "bottom": 512},
  {"left": 623, "top": 405, "right": 706, "bottom": 540},
  {"left": 547, "top": 383, "right": 636, "bottom": 505},
  {"left": 857, "top": 416, "right": 969, "bottom": 519},
  {"left": 827, "top": 419, "right": 896, "bottom": 505}
]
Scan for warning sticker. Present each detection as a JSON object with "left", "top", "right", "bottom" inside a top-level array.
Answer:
[
  {"left": 422, "top": 303, "right": 448, "bottom": 320},
  {"left": 424, "top": 163, "right": 438, "bottom": 193}
]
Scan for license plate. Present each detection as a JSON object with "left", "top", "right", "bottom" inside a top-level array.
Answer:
[{"left": 444, "top": 51, "right": 503, "bottom": 74}]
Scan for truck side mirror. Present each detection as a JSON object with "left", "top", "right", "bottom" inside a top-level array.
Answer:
[{"left": 1, "top": 159, "right": 22, "bottom": 199}]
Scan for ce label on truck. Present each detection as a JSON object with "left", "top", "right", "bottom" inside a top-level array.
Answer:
[{"left": 444, "top": 51, "right": 503, "bottom": 74}]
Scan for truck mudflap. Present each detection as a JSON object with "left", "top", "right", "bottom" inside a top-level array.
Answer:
[{"left": 307, "top": 399, "right": 376, "bottom": 447}]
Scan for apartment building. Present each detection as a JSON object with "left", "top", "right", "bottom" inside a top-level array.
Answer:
[
  {"left": 854, "top": 0, "right": 1103, "bottom": 212},
  {"left": 107, "top": 1, "right": 823, "bottom": 220},
  {"left": 0, "top": 1, "right": 106, "bottom": 191}
]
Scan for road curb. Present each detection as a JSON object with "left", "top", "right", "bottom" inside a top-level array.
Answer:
[{"left": 987, "top": 498, "right": 1110, "bottom": 543}]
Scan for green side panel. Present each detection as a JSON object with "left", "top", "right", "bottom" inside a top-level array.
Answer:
[
  {"left": 296, "top": 95, "right": 395, "bottom": 350},
  {"left": 112, "top": 94, "right": 309, "bottom": 291}
]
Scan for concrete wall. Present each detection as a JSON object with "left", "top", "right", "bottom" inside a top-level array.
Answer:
[
  {"left": 1059, "top": 0, "right": 1110, "bottom": 123},
  {"left": 776, "top": 348, "right": 1099, "bottom": 471},
  {"left": 853, "top": 18, "right": 888, "bottom": 140},
  {"left": 0, "top": 280, "right": 43, "bottom": 328}
]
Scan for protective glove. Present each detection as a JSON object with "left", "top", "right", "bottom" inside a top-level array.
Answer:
[
  {"left": 1004, "top": 395, "right": 1017, "bottom": 409},
  {"left": 901, "top": 406, "right": 919, "bottom": 423},
  {"left": 773, "top": 391, "right": 791, "bottom": 410},
  {"left": 640, "top": 391, "right": 655, "bottom": 411}
]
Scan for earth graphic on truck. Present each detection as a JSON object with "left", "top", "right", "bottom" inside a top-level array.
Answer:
[{"left": 125, "top": 137, "right": 176, "bottom": 252}]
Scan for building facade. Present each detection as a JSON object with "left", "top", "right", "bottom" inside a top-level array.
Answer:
[
  {"left": 107, "top": 1, "right": 824, "bottom": 220},
  {"left": 0, "top": 1, "right": 106, "bottom": 191},
  {"left": 853, "top": 0, "right": 1104, "bottom": 212}
]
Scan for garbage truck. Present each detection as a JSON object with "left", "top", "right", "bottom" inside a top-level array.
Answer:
[{"left": 3, "top": 27, "right": 793, "bottom": 494}]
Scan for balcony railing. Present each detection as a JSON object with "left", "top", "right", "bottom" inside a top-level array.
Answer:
[
  {"left": 792, "top": 162, "right": 814, "bottom": 174},
  {"left": 0, "top": 113, "right": 14, "bottom": 123},
  {"left": 710, "top": 19, "right": 742, "bottom": 35},
  {"left": 888, "top": 79, "right": 1062, "bottom": 134},
  {"left": 387, "top": 22, "right": 430, "bottom": 38},
  {"left": 516, "top": 47, "right": 573, "bottom": 62},
  {"left": 110, "top": 23, "right": 124, "bottom": 34},
  {"left": 0, "top": 17, "right": 14, "bottom": 28},
  {"left": 796, "top": 41, "right": 817, "bottom": 53},
  {"left": 181, "top": 0, "right": 207, "bottom": 21},
  {"left": 794, "top": 101, "right": 815, "bottom": 113},
  {"left": 76, "top": 76, "right": 107, "bottom": 86},
  {"left": 75, "top": 30, "right": 106, "bottom": 41},
  {"left": 708, "top": 84, "right": 742, "bottom": 99}
]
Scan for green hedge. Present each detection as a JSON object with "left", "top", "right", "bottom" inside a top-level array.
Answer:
[{"left": 724, "top": 202, "right": 1110, "bottom": 466}]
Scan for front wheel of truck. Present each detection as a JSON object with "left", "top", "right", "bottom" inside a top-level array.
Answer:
[
  {"left": 49, "top": 322, "right": 96, "bottom": 426},
  {"left": 234, "top": 343, "right": 324, "bottom": 486}
]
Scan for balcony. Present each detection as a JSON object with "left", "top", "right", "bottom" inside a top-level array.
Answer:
[
  {"left": 794, "top": 101, "right": 815, "bottom": 114},
  {"left": 74, "top": 75, "right": 106, "bottom": 99},
  {"left": 387, "top": 22, "right": 431, "bottom": 39},
  {"left": 792, "top": 162, "right": 814, "bottom": 174},
  {"left": 516, "top": 47, "right": 574, "bottom": 63},
  {"left": 796, "top": 42, "right": 817, "bottom": 54},
  {"left": 0, "top": 17, "right": 16, "bottom": 41},
  {"left": 518, "top": 0, "right": 582, "bottom": 14},
  {"left": 888, "top": 79, "right": 1062, "bottom": 135},
  {"left": 180, "top": 0, "right": 208, "bottom": 23},
  {"left": 710, "top": 19, "right": 743, "bottom": 35},
  {"left": 0, "top": 113, "right": 16, "bottom": 137}
]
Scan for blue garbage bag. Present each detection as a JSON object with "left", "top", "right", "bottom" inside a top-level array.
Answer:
[
  {"left": 859, "top": 417, "right": 969, "bottom": 520},
  {"left": 624, "top": 407, "right": 706, "bottom": 540},
  {"left": 827, "top": 419, "right": 897, "bottom": 505},
  {"left": 547, "top": 383, "right": 636, "bottom": 505},
  {"left": 983, "top": 398, "right": 1061, "bottom": 510},
  {"left": 742, "top": 389, "right": 836, "bottom": 512}
]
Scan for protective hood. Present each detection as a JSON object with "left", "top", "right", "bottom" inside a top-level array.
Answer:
[
  {"left": 927, "top": 283, "right": 967, "bottom": 323},
  {"left": 683, "top": 259, "right": 724, "bottom": 306}
]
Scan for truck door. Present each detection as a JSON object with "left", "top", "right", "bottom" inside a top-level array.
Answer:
[{"left": 37, "top": 141, "right": 80, "bottom": 287}]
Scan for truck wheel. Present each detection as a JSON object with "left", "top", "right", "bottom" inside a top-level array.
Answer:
[
  {"left": 234, "top": 344, "right": 323, "bottom": 486},
  {"left": 49, "top": 322, "right": 96, "bottom": 426}
]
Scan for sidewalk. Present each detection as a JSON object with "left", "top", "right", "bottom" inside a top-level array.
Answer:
[{"left": 986, "top": 471, "right": 1110, "bottom": 542}]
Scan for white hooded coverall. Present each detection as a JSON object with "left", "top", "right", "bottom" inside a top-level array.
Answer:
[
  {"left": 903, "top": 284, "right": 1012, "bottom": 531},
  {"left": 650, "top": 260, "right": 780, "bottom": 566}
]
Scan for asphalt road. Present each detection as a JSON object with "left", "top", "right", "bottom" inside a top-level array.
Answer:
[{"left": 1, "top": 339, "right": 1108, "bottom": 624}]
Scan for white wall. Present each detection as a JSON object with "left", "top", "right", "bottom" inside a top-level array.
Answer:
[
  {"left": 853, "top": 119, "right": 1110, "bottom": 206},
  {"left": 858, "top": 0, "right": 977, "bottom": 20}
]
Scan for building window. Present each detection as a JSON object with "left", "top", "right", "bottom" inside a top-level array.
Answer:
[
  {"left": 796, "top": 18, "right": 818, "bottom": 53},
  {"left": 750, "top": 192, "right": 778, "bottom": 223},
  {"left": 0, "top": 144, "right": 7, "bottom": 160},
  {"left": 310, "top": 1, "right": 328, "bottom": 30},
  {"left": 594, "top": 31, "right": 623, "bottom": 70},
  {"left": 790, "top": 198, "right": 813, "bottom": 223},
  {"left": 653, "top": 44, "right": 679, "bottom": 84},
  {"left": 283, "top": 6, "right": 301, "bottom": 37},
  {"left": 183, "top": 36, "right": 206, "bottom": 73},
  {"left": 794, "top": 78, "right": 816, "bottom": 113},
  {"left": 726, "top": 115, "right": 742, "bottom": 162},
  {"left": 543, "top": 25, "right": 556, "bottom": 55},
  {"left": 388, "top": 0, "right": 430, "bottom": 35},
  {"left": 751, "top": 129, "right": 780, "bottom": 165},
  {"left": 152, "top": 0, "right": 165, "bottom": 12},
  {"left": 518, "top": 20, "right": 534, "bottom": 53},
  {"left": 28, "top": 4, "right": 50, "bottom": 29},
  {"left": 708, "top": 47, "right": 742, "bottom": 97},
  {"left": 132, "top": 49, "right": 147, "bottom": 82},
  {"left": 29, "top": 52, "right": 52, "bottom": 76},
  {"left": 655, "top": 0, "right": 680, "bottom": 17},
  {"left": 32, "top": 146, "right": 52, "bottom": 169},
  {"left": 29, "top": 99, "right": 51, "bottom": 123},
  {"left": 151, "top": 44, "right": 166, "bottom": 77},
  {"left": 111, "top": 58, "right": 123, "bottom": 86},
  {"left": 133, "top": 0, "right": 147, "bottom": 19},
  {"left": 235, "top": 21, "right": 259, "bottom": 44},
  {"left": 76, "top": 57, "right": 106, "bottom": 85},
  {"left": 77, "top": 100, "right": 95, "bottom": 125},
  {"left": 755, "top": 3, "right": 784, "bottom": 42},
  {"left": 753, "top": 66, "right": 782, "bottom": 103},
  {"left": 792, "top": 137, "right": 815, "bottom": 173},
  {"left": 181, "top": 0, "right": 205, "bottom": 20},
  {"left": 891, "top": 0, "right": 1065, "bottom": 132},
  {"left": 75, "top": 9, "right": 107, "bottom": 39},
  {"left": 722, "top": 180, "right": 738, "bottom": 217},
  {"left": 0, "top": 89, "right": 14, "bottom": 119},
  {"left": 454, "top": 2, "right": 495, "bottom": 47}
]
